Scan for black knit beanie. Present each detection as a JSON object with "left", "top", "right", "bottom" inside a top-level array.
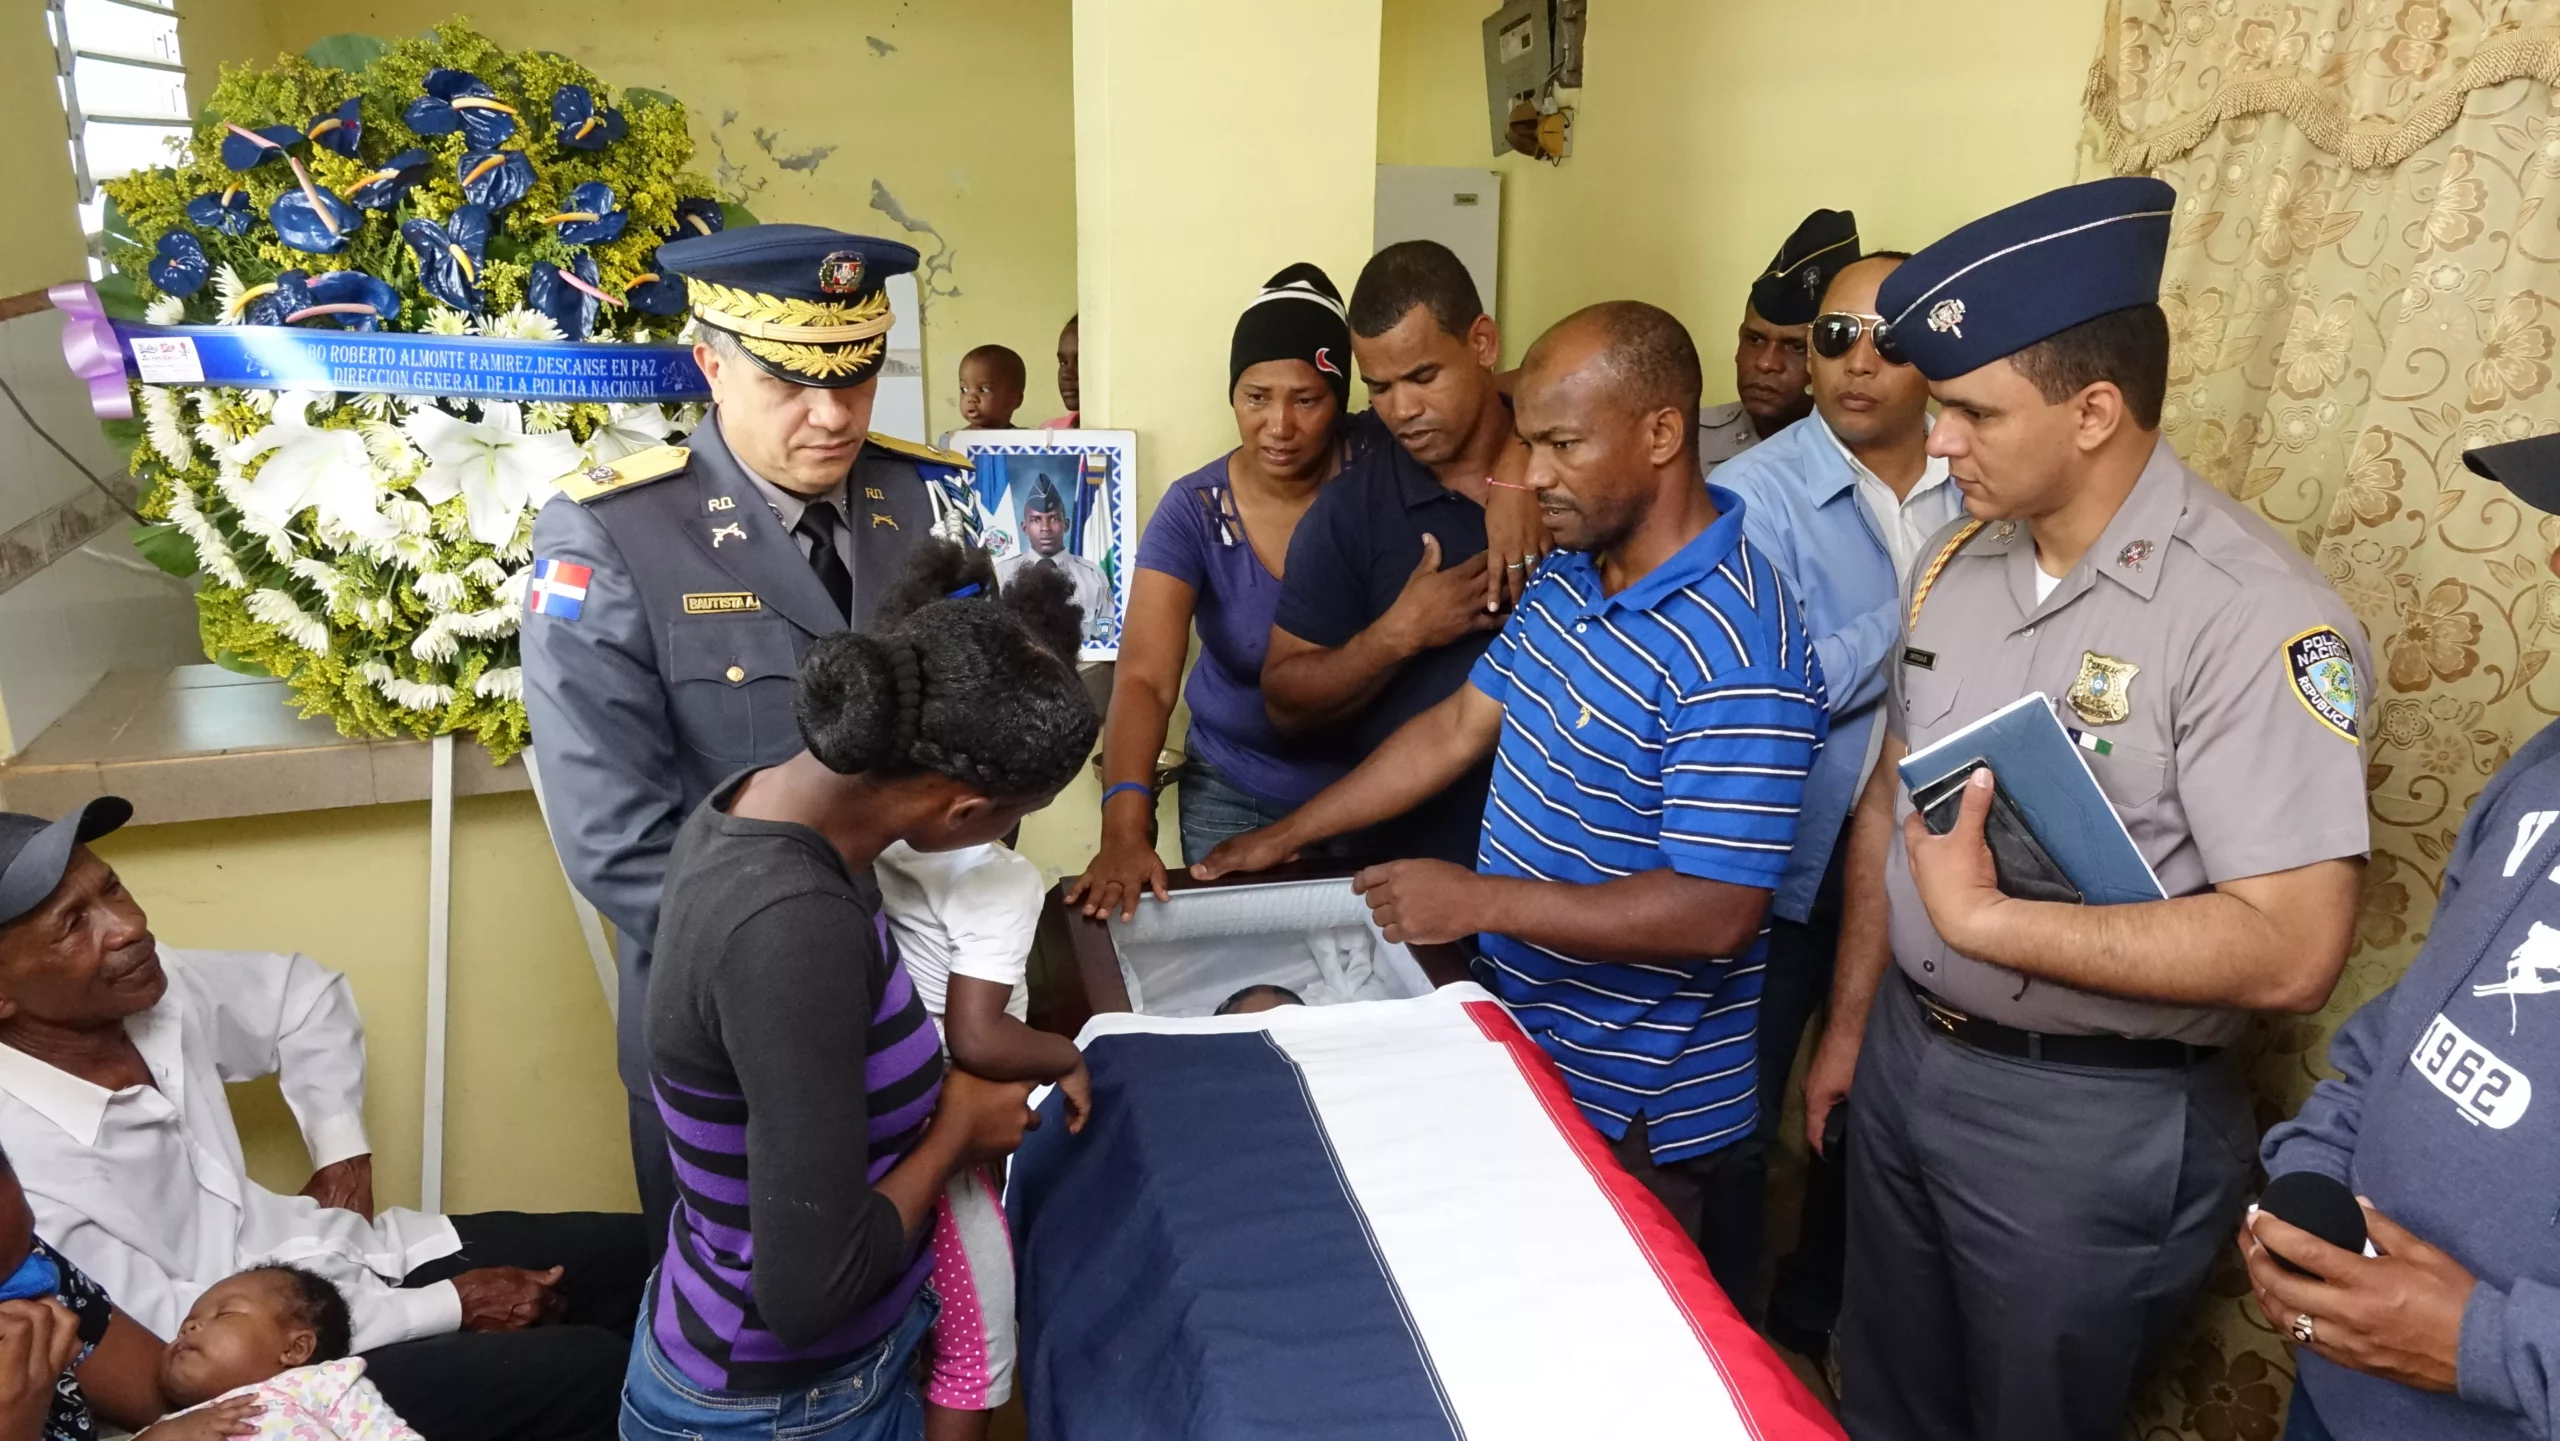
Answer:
[{"left": 1230, "top": 262, "right": 1352, "bottom": 408}]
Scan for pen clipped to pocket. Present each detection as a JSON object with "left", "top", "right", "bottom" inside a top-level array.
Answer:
[{"left": 1909, "top": 759, "right": 2085, "bottom": 905}]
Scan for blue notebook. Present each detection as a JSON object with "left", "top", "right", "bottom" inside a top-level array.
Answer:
[{"left": 1896, "top": 692, "right": 2166, "bottom": 905}]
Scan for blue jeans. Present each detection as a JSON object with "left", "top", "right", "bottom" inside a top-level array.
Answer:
[
  {"left": 618, "top": 1287, "right": 937, "bottom": 1441},
  {"left": 1175, "top": 753, "right": 1294, "bottom": 867}
]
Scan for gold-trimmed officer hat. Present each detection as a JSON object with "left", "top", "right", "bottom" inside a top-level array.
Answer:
[
  {"left": 1750, "top": 209, "right": 1860, "bottom": 326},
  {"left": 659, "top": 224, "right": 918, "bottom": 388}
]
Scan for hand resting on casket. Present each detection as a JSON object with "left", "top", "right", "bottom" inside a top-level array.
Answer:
[{"left": 944, "top": 975, "right": 1091, "bottom": 1133}]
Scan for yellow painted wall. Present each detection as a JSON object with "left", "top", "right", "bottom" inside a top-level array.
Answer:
[
  {"left": 210, "top": 0, "right": 1081, "bottom": 437},
  {"left": 1377, "top": 0, "right": 2109, "bottom": 383},
  {"left": 3, "top": 1, "right": 90, "bottom": 297},
  {"left": 93, "top": 792, "right": 635, "bottom": 1214}
]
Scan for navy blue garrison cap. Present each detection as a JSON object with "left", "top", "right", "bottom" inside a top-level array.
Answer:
[
  {"left": 660, "top": 224, "right": 920, "bottom": 388},
  {"left": 1876, "top": 176, "right": 2176, "bottom": 381},
  {"left": 0, "top": 797, "right": 131, "bottom": 929},
  {"left": 1750, "top": 208, "right": 1859, "bottom": 327},
  {"left": 2466, "top": 433, "right": 2560, "bottom": 515}
]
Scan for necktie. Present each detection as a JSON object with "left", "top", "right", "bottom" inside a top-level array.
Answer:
[{"left": 795, "top": 502, "right": 853, "bottom": 620}]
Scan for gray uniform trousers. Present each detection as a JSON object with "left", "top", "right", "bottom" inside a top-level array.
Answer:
[{"left": 1836, "top": 972, "right": 2254, "bottom": 1441}]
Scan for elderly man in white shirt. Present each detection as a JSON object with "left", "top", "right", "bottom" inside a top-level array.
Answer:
[{"left": 0, "top": 798, "right": 648, "bottom": 1441}]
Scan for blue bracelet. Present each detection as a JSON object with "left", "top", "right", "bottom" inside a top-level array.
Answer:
[{"left": 1100, "top": 781, "right": 1153, "bottom": 807}]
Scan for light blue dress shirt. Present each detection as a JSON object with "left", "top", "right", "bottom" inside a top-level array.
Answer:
[{"left": 1713, "top": 413, "right": 1967, "bottom": 923}]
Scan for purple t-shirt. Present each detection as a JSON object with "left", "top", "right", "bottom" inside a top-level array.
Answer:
[{"left": 1135, "top": 453, "right": 1349, "bottom": 809}]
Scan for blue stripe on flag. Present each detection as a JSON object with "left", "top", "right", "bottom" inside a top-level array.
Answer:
[{"left": 1008, "top": 1031, "right": 1462, "bottom": 1441}]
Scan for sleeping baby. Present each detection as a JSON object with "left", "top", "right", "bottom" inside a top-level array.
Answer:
[{"left": 136, "top": 1266, "right": 420, "bottom": 1441}]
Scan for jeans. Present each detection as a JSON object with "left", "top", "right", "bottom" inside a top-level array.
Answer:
[
  {"left": 1175, "top": 753, "right": 1294, "bottom": 867},
  {"left": 619, "top": 1288, "right": 938, "bottom": 1441}
]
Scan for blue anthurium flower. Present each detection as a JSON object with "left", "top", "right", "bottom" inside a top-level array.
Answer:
[
  {"left": 549, "top": 85, "right": 628, "bottom": 151},
  {"left": 348, "top": 148, "right": 433, "bottom": 210},
  {"left": 240, "top": 271, "right": 317, "bottom": 327},
  {"left": 669, "top": 197, "right": 724, "bottom": 241},
  {"left": 458, "top": 149, "right": 535, "bottom": 213},
  {"left": 528, "top": 253, "right": 605, "bottom": 340},
  {"left": 544, "top": 182, "right": 628, "bottom": 245},
  {"left": 146, "top": 232, "right": 209, "bottom": 298},
  {"left": 269, "top": 179, "right": 362, "bottom": 254},
  {"left": 185, "top": 186, "right": 254, "bottom": 236},
  {"left": 625, "top": 249, "right": 688, "bottom": 316},
  {"left": 301, "top": 270, "right": 403, "bottom": 330},
  {"left": 403, "top": 68, "right": 518, "bottom": 150},
  {"left": 306, "top": 99, "right": 362, "bottom": 157},
  {"left": 400, "top": 204, "right": 493, "bottom": 313},
  {"left": 218, "top": 123, "right": 304, "bottom": 171}
]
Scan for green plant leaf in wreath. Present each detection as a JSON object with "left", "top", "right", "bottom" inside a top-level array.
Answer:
[
  {"left": 720, "top": 203, "right": 760, "bottom": 230},
  {"left": 99, "top": 417, "right": 144, "bottom": 464},
  {"left": 98, "top": 195, "right": 141, "bottom": 255},
  {"left": 625, "top": 88, "right": 679, "bottom": 109},
  {"left": 129, "top": 522, "right": 200, "bottom": 579},
  {"left": 303, "top": 33, "right": 392, "bottom": 72},
  {"left": 94, "top": 273, "right": 144, "bottom": 321}
]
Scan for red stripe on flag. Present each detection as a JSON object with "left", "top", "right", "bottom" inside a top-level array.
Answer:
[{"left": 1462, "top": 999, "right": 1844, "bottom": 1441}]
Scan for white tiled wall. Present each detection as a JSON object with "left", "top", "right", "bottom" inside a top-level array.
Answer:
[{"left": 0, "top": 308, "right": 201, "bottom": 756}]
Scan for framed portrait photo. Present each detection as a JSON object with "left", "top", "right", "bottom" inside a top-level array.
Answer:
[{"left": 952, "top": 429, "right": 1137, "bottom": 662}]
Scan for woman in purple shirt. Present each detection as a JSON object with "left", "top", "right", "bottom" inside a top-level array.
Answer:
[{"left": 1067, "top": 265, "right": 1362, "bottom": 918}]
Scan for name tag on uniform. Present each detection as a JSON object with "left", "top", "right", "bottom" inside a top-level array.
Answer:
[
  {"left": 681, "top": 592, "right": 763, "bottom": 615},
  {"left": 1903, "top": 646, "right": 1937, "bottom": 671}
]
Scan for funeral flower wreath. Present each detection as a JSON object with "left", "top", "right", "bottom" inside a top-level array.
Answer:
[{"left": 102, "top": 22, "right": 732, "bottom": 757}]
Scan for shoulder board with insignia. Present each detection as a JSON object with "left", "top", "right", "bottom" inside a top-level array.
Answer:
[
  {"left": 557, "top": 445, "right": 691, "bottom": 504},
  {"left": 864, "top": 432, "right": 973, "bottom": 470}
]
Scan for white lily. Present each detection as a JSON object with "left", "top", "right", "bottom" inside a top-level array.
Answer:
[
  {"left": 402, "top": 402, "right": 583, "bottom": 547},
  {"left": 587, "top": 403, "right": 674, "bottom": 464},
  {"left": 229, "top": 391, "right": 394, "bottom": 541}
]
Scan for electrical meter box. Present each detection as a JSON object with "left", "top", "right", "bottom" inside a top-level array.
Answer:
[{"left": 1480, "top": 0, "right": 1553, "bottom": 156}]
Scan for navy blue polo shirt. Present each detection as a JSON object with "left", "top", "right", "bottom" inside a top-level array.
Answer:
[
  {"left": 1470, "top": 488, "right": 1827, "bottom": 1163},
  {"left": 1272, "top": 411, "right": 1496, "bottom": 867}
]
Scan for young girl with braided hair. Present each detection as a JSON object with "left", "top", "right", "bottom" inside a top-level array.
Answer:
[{"left": 631, "top": 539, "right": 1098, "bottom": 1441}]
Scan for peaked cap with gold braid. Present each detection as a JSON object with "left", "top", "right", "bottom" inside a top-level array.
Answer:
[{"left": 658, "top": 224, "right": 917, "bottom": 388}]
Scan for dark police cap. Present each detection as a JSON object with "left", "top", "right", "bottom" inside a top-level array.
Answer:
[
  {"left": 1024, "top": 474, "right": 1065, "bottom": 515},
  {"left": 2465, "top": 433, "right": 2560, "bottom": 514},
  {"left": 1876, "top": 176, "right": 2176, "bottom": 381},
  {"left": 659, "top": 224, "right": 920, "bottom": 389},
  {"left": 1749, "top": 208, "right": 1860, "bottom": 327},
  {"left": 0, "top": 797, "right": 132, "bottom": 930}
]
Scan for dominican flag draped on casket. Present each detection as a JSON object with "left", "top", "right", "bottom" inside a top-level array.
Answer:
[{"left": 1006, "top": 984, "right": 1843, "bottom": 1440}]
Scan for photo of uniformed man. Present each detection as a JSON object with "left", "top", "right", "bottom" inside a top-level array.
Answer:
[{"left": 988, "top": 460, "right": 1116, "bottom": 649}]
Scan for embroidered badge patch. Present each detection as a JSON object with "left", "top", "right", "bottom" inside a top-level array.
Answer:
[
  {"left": 2066, "top": 650, "right": 2139, "bottom": 726},
  {"left": 2286, "top": 625, "right": 2360, "bottom": 744},
  {"left": 681, "top": 592, "right": 762, "bottom": 614},
  {"left": 526, "top": 558, "right": 592, "bottom": 620},
  {"left": 818, "top": 250, "right": 864, "bottom": 294}
]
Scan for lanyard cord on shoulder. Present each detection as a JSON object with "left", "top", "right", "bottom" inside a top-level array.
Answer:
[{"left": 1907, "top": 517, "right": 1987, "bottom": 630}]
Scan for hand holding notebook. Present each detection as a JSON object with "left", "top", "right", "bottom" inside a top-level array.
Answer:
[{"left": 1897, "top": 693, "right": 2167, "bottom": 907}]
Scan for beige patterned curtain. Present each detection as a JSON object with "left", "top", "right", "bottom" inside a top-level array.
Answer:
[{"left": 2088, "top": 3, "right": 2560, "bottom": 1437}]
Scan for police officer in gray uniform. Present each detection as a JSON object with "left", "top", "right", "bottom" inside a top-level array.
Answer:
[
  {"left": 1807, "top": 178, "right": 2373, "bottom": 1439},
  {"left": 520, "top": 225, "right": 973, "bottom": 1246},
  {"left": 1698, "top": 208, "right": 1857, "bottom": 474}
]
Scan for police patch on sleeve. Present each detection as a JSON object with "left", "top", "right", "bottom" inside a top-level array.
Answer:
[{"left": 2285, "top": 625, "right": 2359, "bottom": 744}]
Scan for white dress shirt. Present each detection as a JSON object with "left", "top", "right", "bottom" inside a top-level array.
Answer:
[
  {"left": 1821, "top": 414, "right": 1957, "bottom": 585},
  {"left": 0, "top": 948, "right": 463, "bottom": 1351}
]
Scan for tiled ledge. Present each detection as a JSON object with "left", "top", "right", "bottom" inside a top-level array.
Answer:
[{"left": 0, "top": 666, "right": 529, "bottom": 826}]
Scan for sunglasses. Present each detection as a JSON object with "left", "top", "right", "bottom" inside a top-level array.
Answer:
[{"left": 1811, "top": 310, "right": 1912, "bottom": 367}]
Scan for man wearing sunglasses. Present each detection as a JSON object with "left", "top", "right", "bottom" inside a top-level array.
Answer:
[
  {"left": 1819, "top": 177, "right": 2370, "bottom": 1441},
  {"left": 1698, "top": 209, "right": 1858, "bottom": 474},
  {"left": 1712, "top": 247, "right": 1964, "bottom": 1360}
]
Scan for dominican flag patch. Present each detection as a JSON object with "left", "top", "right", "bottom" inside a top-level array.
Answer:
[{"left": 526, "top": 559, "right": 592, "bottom": 620}]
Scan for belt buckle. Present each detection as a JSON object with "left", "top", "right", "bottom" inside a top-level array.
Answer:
[{"left": 1918, "top": 993, "right": 1967, "bottom": 1036}]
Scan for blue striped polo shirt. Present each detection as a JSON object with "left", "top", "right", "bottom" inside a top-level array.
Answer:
[{"left": 1467, "top": 487, "right": 1826, "bottom": 1164}]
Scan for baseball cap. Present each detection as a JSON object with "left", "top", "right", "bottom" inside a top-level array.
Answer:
[{"left": 0, "top": 798, "right": 134, "bottom": 930}]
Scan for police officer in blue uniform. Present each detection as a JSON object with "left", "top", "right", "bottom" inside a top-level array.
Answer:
[{"left": 520, "top": 225, "right": 973, "bottom": 1245}]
